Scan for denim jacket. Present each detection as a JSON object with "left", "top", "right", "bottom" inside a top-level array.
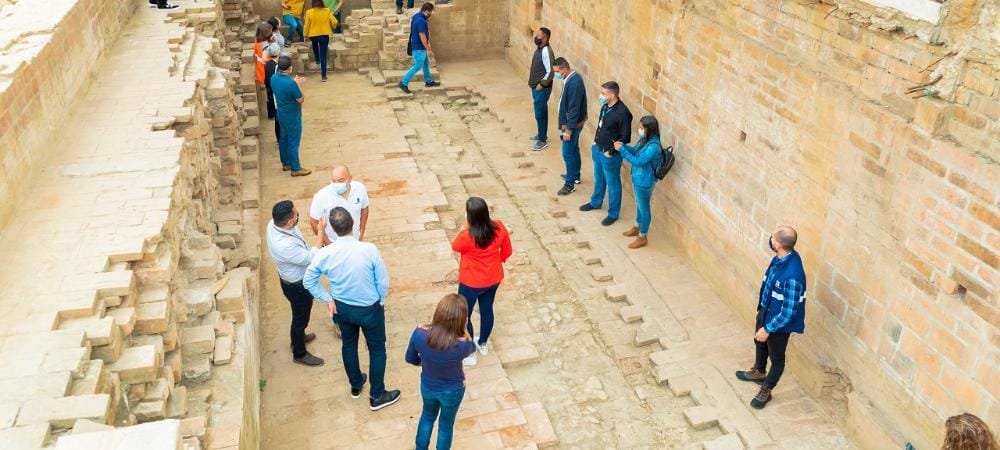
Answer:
[{"left": 621, "top": 137, "right": 662, "bottom": 188}]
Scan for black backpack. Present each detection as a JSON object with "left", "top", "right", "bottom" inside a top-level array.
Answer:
[{"left": 654, "top": 145, "right": 675, "bottom": 180}]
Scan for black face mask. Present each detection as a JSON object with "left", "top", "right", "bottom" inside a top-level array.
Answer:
[
  {"left": 534, "top": 37, "right": 543, "bottom": 46},
  {"left": 768, "top": 237, "right": 776, "bottom": 253}
]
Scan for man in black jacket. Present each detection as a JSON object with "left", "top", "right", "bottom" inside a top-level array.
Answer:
[
  {"left": 528, "top": 27, "right": 555, "bottom": 151},
  {"left": 580, "top": 81, "right": 632, "bottom": 226},
  {"left": 553, "top": 57, "right": 587, "bottom": 196}
]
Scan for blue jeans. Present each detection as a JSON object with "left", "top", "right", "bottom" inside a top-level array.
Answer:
[
  {"left": 276, "top": 114, "right": 302, "bottom": 171},
  {"left": 531, "top": 87, "right": 552, "bottom": 142},
  {"left": 589, "top": 144, "right": 623, "bottom": 219},
  {"left": 402, "top": 50, "right": 433, "bottom": 86},
  {"left": 396, "top": 0, "right": 415, "bottom": 7},
  {"left": 560, "top": 127, "right": 582, "bottom": 186},
  {"left": 633, "top": 183, "right": 653, "bottom": 235},
  {"left": 333, "top": 301, "right": 387, "bottom": 399},
  {"left": 458, "top": 283, "right": 498, "bottom": 344},
  {"left": 310, "top": 35, "right": 329, "bottom": 78},
  {"left": 283, "top": 14, "right": 303, "bottom": 42},
  {"left": 415, "top": 384, "right": 465, "bottom": 450}
]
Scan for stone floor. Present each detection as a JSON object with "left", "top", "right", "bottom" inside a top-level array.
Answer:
[{"left": 257, "top": 59, "right": 854, "bottom": 449}]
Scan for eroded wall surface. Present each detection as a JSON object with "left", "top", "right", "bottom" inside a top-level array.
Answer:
[{"left": 507, "top": 0, "right": 999, "bottom": 447}]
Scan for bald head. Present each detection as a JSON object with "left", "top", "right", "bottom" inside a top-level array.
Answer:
[
  {"left": 330, "top": 165, "right": 351, "bottom": 183},
  {"left": 774, "top": 226, "right": 797, "bottom": 251}
]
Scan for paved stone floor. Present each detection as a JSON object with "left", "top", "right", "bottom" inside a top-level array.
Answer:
[{"left": 258, "top": 59, "right": 854, "bottom": 449}]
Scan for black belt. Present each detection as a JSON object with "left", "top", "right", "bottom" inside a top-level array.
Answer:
[{"left": 280, "top": 278, "right": 303, "bottom": 286}]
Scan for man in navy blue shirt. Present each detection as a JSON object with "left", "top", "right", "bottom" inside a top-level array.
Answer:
[
  {"left": 398, "top": 3, "right": 441, "bottom": 94},
  {"left": 552, "top": 57, "right": 587, "bottom": 196},
  {"left": 736, "top": 226, "right": 807, "bottom": 410}
]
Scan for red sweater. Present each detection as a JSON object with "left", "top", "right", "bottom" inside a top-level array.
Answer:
[{"left": 451, "top": 221, "right": 513, "bottom": 288}]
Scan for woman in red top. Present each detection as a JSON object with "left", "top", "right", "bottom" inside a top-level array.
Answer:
[
  {"left": 254, "top": 22, "right": 273, "bottom": 86},
  {"left": 451, "top": 197, "right": 512, "bottom": 366}
]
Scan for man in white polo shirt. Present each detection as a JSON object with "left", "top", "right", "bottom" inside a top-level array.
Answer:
[{"left": 309, "top": 165, "right": 370, "bottom": 244}]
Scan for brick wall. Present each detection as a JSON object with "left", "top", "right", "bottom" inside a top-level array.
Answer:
[
  {"left": 506, "top": 0, "right": 999, "bottom": 447},
  {"left": 428, "top": 0, "right": 509, "bottom": 60},
  {"left": 0, "top": 0, "right": 137, "bottom": 230}
]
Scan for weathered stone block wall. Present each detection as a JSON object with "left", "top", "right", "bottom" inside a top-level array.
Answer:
[
  {"left": 426, "top": 0, "right": 509, "bottom": 60},
  {"left": 0, "top": 0, "right": 137, "bottom": 230},
  {"left": 507, "top": 0, "right": 999, "bottom": 448}
]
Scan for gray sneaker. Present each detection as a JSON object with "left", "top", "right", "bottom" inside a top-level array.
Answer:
[{"left": 532, "top": 141, "right": 549, "bottom": 151}]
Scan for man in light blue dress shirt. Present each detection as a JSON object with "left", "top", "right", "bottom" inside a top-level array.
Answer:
[{"left": 304, "top": 207, "right": 401, "bottom": 411}]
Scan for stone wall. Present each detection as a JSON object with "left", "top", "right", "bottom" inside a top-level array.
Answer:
[
  {"left": 426, "top": 0, "right": 509, "bottom": 60},
  {"left": 506, "top": 0, "right": 999, "bottom": 448},
  {"left": 0, "top": 0, "right": 137, "bottom": 230}
]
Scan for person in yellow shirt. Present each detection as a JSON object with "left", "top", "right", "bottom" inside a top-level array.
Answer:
[
  {"left": 303, "top": 0, "right": 338, "bottom": 81},
  {"left": 281, "top": 0, "right": 306, "bottom": 43}
]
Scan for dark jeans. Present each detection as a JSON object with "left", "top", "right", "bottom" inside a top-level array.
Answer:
[
  {"left": 265, "top": 86, "right": 276, "bottom": 120},
  {"left": 276, "top": 115, "right": 302, "bottom": 171},
  {"left": 560, "top": 127, "right": 582, "bottom": 186},
  {"left": 416, "top": 384, "right": 465, "bottom": 450},
  {"left": 396, "top": 0, "right": 415, "bottom": 7},
  {"left": 279, "top": 279, "right": 313, "bottom": 358},
  {"left": 458, "top": 283, "right": 498, "bottom": 344},
  {"left": 588, "top": 144, "right": 623, "bottom": 219},
  {"left": 310, "top": 35, "right": 330, "bottom": 78},
  {"left": 334, "top": 301, "right": 387, "bottom": 399},
  {"left": 531, "top": 87, "right": 552, "bottom": 142},
  {"left": 754, "top": 311, "right": 791, "bottom": 389}
]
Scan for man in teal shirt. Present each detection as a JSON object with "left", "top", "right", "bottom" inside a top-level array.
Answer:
[{"left": 271, "top": 55, "right": 312, "bottom": 177}]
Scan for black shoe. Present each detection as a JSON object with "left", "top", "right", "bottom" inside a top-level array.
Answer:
[
  {"left": 750, "top": 386, "right": 772, "bottom": 409},
  {"left": 370, "top": 390, "right": 401, "bottom": 411},
  {"left": 579, "top": 203, "right": 597, "bottom": 212},
  {"left": 560, "top": 174, "right": 581, "bottom": 185},
  {"left": 735, "top": 367, "right": 766, "bottom": 384},
  {"left": 156, "top": 2, "right": 179, "bottom": 9},
  {"left": 557, "top": 185, "right": 576, "bottom": 196},
  {"left": 425, "top": 80, "right": 441, "bottom": 87},
  {"left": 396, "top": 6, "right": 403, "bottom": 13},
  {"left": 293, "top": 352, "right": 324, "bottom": 366},
  {"left": 398, "top": 82, "right": 411, "bottom": 94},
  {"left": 601, "top": 216, "right": 617, "bottom": 226},
  {"left": 351, "top": 373, "right": 368, "bottom": 399},
  {"left": 148, "top": 0, "right": 156, "bottom": 4}
]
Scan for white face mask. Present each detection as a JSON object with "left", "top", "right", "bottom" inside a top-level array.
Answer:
[{"left": 637, "top": 128, "right": 646, "bottom": 138}]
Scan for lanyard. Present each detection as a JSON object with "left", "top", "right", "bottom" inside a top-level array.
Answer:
[{"left": 598, "top": 104, "right": 610, "bottom": 129}]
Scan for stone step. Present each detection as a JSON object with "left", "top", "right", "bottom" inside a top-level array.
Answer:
[
  {"left": 697, "top": 365, "right": 774, "bottom": 449},
  {"left": 0, "top": 424, "right": 50, "bottom": 449},
  {"left": 181, "top": 325, "right": 217, "bottom": 355},
  {"left": 107, "top": 345, "right": 160, "bottom": 384},
  {"left": 703, "top": 433, "right": 745, "bottom": 450},
  {"left": 498, "top": 344, "right": 540, "bottom": 368},
  {"left": 619, "top": 305, "right": 644, "bottom": 323},
  {"left": 0, "top": 372, "right": 72, "bottom": 404},
  {"left": 634, "top": 320, "right": 663, "bottom": 347},
  {"left": 55, "top": 419, "right": 182, "bottom": 450},
  {"left": 604, "top": 284, "right": 628, "bottom": 302},
  {"left": 135, "top": 301, "right": 170, "bottom": 335},
  {"left": 684, "top": 405, "right": 720, "bottom": 430},
  {"left": 17, "top": 393, "right": 112, "bottom": 429},
  {"left": 382, "top": 67, "right": 441, "bottom": 83}
]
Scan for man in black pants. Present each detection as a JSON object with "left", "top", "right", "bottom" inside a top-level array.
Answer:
[
  {"left": 736, "top": 226, "right": 807, "bottom": 409},
  {"left": 266, "top": 200, "right": 325, "bottom": 366}
]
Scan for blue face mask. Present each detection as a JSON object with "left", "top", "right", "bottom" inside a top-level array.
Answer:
[
  {"left": 598, "top": 95, "right": 608, "bottom": 105},
  {"left": 332, "top": 182, "right": 348, "bottom": 195},
  {"left": 555, "top": 72, "right": 564, "bottom": 81}
]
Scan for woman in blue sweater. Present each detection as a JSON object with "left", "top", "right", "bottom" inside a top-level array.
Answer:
[
  {"left": 614, "top": 115, "right": 664, "bottom": 249},
  {"left": 405, "top": 293, "right": 477, "bottom": 450}
]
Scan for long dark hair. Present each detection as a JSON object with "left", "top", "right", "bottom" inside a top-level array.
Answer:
[
  {"left": 255, "top": 22, "right": 273, "bottom": 43},
  {"left": 637, "top": 115, "right": 660, "bottom": 148},
  {"left": 466, "top": 197, "right": 497, "bottom": 249},
  {"left": 425, "top": 294, "right": 469, "bottom": 351},
  {"left": 311, "top": 0, "right": 324, "bottom": 8}
]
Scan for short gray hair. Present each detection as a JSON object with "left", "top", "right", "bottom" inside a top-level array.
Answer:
[{"left": 266, "top": 43, "right": 281, "bottom": 57}]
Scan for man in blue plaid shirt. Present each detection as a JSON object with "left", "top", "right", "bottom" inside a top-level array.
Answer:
[{"left": 736, "top": 226, "right": 807, "bottom": 409}]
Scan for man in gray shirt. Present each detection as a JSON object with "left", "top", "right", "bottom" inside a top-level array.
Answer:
[{"left": 266, "top": 200, "right": 325, "bottom": 366}]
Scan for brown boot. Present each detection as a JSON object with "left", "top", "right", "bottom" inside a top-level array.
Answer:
[
  {"left": 291, "top": 168, "right": 312, "bottom": 177},
  {"left": 282, "top": 165, "right": 291, "bottom": 171},
  {"left": 628, "top": 236, "right": 648, "bottom": 249},
  {"left": 622, "top": 226, "right": 639, "bottom": 237}
]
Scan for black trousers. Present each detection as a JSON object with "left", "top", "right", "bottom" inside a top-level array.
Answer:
[
  {"left": 754, "top": 310, "right": 791, "bottom": 389},
  {"left": 396, "top": 0, "right": 414, "bottom": 7},
  {"left": 280, "top": 279, "right": 313, "bottom": 358}
]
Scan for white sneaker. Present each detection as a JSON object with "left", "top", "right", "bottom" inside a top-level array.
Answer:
[
  {"left": 475, "top": 336, "right": 488, "bottom": 355},
  {"left": 463, "top": 355, "right": 477, "bottom": 366}
]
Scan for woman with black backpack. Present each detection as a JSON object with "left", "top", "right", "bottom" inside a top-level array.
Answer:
[{"left": 614, "top": 115, "right": 665, "bottom": 249}]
